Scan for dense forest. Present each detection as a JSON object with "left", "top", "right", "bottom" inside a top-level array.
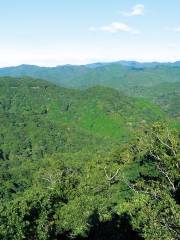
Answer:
[
  {"left": 1, "top": 63, "right": 180, "bottom": 117},
  {"left": 0, "top": 74, "right": 179, "bottom": 240}
]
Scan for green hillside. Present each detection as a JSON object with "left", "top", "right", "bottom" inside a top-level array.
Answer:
[
  {"left": 1, "top": 64, "right": 180, "bottom": 89},
  {"left": 0, "top": 76, "right": 179, "bottom": 240},
  {"left": 129, "top": 82, "right": 180, "bottom": 117},
  {"left": 0, "top": 77, "right": 166, "bottom": 142},
  {"left": 0, "top": 63, "right": 180, "bottom": 117}
]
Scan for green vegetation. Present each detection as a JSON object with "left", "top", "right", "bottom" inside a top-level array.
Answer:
[
  {"left": 0, "top": 63, "right": 180, "bottom": 117},
  {"left": 0, "top": 76, "right": 179, "bottom": 240}
]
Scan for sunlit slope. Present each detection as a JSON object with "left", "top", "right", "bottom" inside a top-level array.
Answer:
[
  {"left": 0, "top": 77, "right": 166, "bottom": 142},
  {"left": 0, "top": 64, "right": 179, "bottom": 117}
]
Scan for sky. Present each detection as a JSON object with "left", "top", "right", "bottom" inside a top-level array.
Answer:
[{"left": 0, "top": 0, "right": 180, "bottom": 66}]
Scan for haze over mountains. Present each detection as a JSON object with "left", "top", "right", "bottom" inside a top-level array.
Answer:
[
  {"left": 1, "top": 60, "right": 180, "bottom": 117},
  {"left": 1, "top": 60, "right": 180, "bottom": 88}
]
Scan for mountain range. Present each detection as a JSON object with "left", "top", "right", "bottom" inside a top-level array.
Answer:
[{"left": 0, "top": 61, "right": 180, "bottom": 117}]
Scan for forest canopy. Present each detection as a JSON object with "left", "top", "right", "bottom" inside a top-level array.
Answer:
[{"left": 0, "top": 76, "right": 179, "bottom": 240}]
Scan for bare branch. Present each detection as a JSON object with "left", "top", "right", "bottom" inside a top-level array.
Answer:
[
  {"left": 42, "top": 170, "right": 64, "bottom": 187},
  {"left": 104, "top": 167, "right": 121, "bottom": 182},
  {"left": 149, "top": 151, "right": 176, "bottom": 192},
  {"left": 120, "top": 175, "right": 160, "bottom": 199},
  {"left": 156, "top": 165, "right": 176, "bottom": 192},
  {"left": 121, "top": 176, "right": 138, "bottom": 193},
  {"left": 149, "top": 150, "right": 161, "bottom": 161},
  {"left": 155, "top": 134, "right": 176, "bottom": 157}
]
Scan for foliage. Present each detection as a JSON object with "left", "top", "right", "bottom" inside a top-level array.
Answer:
[
  {"left": 0, "top": 63, "right": 180, "bottom": 116},
  {"left": 0, "top": 77, "right": 179, "bottom": 239}
]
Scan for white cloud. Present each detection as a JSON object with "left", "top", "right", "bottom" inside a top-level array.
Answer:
[
  {"left": 174, "top": 27, "right": 180, "bottom": 32},
  {"left": 90, "top": 22, "right": 140, "bottom": 34},
  {"left": 122, "top": 4, "right": 144, "bottom": 17}
]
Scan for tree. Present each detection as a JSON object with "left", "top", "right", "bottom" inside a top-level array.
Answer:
[{"left": 116, "top": 123, "right": 180, "bottom": 240}]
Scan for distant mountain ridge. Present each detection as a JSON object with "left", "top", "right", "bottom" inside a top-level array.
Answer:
[
  {"left": 1, "top": 61, "right": 180, "bottom": 89},
  {"left": 1, "top": 60, "right": 180, "bottom": 71},
  {"left": 0, "top": 60, "right": 180, "bottom": 117},
  {"left": 87, "top": 60, "right": 180, "bottom": 69}
]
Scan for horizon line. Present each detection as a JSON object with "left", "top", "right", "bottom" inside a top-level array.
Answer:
[{"left": 1, "top": 59, "right": 180, "bottom": 68}]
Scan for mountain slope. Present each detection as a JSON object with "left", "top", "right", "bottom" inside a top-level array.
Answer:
[
  {"left": 0, "top": 62, "right": 180, "bottom": 117},
  {"left": 130, "top": 82, "right": 180, "bottom": 117},
  {"left": 1, "top": 64, "right": 180, "bottom": 89},
  {"left": 0, "top": 76, "right": 179, "bottom": 240},
  {"left": 0, "top": 76, "right": 166, "bottom": 143}
]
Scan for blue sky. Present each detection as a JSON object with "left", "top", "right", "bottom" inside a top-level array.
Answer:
[{"left": 0, "top": 0, "right": 180, "bottom": 66}]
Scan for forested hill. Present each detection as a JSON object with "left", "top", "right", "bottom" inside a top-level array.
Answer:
[
  {"left": 0, "top": 76, "right": 165, "bottom": 143},
  {"left": 0, "top": 76, "right": 179, "bottom": 240},
  {"left": 0, "top": 62, "right": 180, "bottom": 117},
  {"left": 1, "top": 63, "right": 180, "bottom": 89}
]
